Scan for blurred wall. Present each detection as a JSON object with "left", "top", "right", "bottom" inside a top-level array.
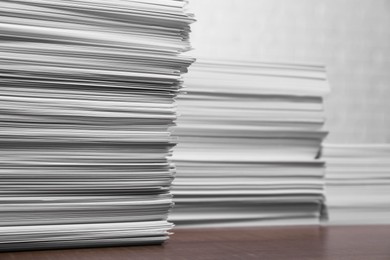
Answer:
[{"left": 187, "top": 0, "right": 390, "bottom": 143}]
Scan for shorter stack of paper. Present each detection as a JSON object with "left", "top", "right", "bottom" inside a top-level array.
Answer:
[
  {"left": 170, "top": 59, "right": 330, "bottom": 227},
  {"left": 324, "top": 144, "right": 390, "bottom": 225}
]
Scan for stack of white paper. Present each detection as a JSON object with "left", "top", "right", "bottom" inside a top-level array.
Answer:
[
  {"left": 170, "top": 59, "right": 329, "bottom": 227},
  {"left": 324, "top": 144, "right": 390, "bottom": 225},
  {"left": 0, "top": 0, "right": 194, "bottom": 250}
]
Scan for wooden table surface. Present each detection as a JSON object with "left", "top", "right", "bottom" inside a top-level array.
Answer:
[{"left": 1, "top": 225, "right": 390, "bottom": 260}]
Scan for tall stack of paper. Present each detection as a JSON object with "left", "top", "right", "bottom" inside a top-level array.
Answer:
[
  {"left": 0, "top": 0, "right": 194, "bottom": 250},
  {"left": 324, "top": 144, "right": 390, "bottom": 225},
  {"left": 170, "top": 59, "right": 329, "bottom": 227}
]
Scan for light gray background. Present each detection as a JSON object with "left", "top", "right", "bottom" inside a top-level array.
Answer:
[{"left": 187, "top": 0, "right": 390, "bottom": 143}]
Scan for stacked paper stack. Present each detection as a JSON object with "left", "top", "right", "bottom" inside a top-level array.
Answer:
[
  {"left": 170, "top": 59, "right": 330, "bottom": 227},
  {"left": 0, "top": 0, "right": 194, "bottom": 250},
  {"left": 324, "top": 144, "right": 390, "bottom": 225}
]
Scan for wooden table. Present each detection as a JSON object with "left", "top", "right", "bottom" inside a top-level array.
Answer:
[{"left": 1, "top": 225, "right": 389, "bottom": 260}]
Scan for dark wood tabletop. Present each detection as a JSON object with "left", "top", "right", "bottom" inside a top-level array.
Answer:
[{"left": 1, "top": 225, "right": 389, "bottom": 260}]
